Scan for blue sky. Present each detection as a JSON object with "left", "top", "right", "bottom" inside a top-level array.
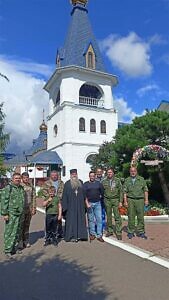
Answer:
[{"left": 0, "top": 0, "right": 169, "bottom": 150}]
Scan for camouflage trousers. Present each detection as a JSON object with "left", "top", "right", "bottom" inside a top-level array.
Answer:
[
  {"left": 4, "top": 213, "right": 22, "bottom": 253},
  {"left": 105, "top": 199, "right": 122, "bottom": 235},
  {"left": 21, "top": 208, "right": 32, "bottom": 244}
]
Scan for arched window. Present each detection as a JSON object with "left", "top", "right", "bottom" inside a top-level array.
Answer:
[
  {"left": 86, "top": 154, "right": 96, "bottom": 164},
  {"left": 53, "top": 124, "right": 58, "bottom": 137},
  {"left": 100, "top": 120, "right": 106, "bottom": 134},
  {"left": 79, "top": 118, "right": 85, "bottom": 132},
  {"left": 85, "top": 44, "right": 96, "bottom": 69},
  {"left": 90, "top": 119, "right": 96, "bottom": 133}
]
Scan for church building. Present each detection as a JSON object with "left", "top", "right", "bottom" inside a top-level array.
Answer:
[{"left": 44, "top": 0, "right": 118, "bottom": 181}]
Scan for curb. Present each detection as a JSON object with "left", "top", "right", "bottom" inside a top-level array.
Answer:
[
  {"left": 103, "top": 236, "right": 169, "bottom": 269},
  {"left": 37, "top": 207, "right": 169, "bottom": 269},
  {"left": 121, "top": 215, "right": 169, "bottom": 222}
]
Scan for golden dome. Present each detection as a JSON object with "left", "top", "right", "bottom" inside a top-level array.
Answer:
[
  {"left": 39, "top": 121, "right": 47, "bottom": 132},
  {"left": 71, "top": 0, "right": 88, "bottom": 6}
]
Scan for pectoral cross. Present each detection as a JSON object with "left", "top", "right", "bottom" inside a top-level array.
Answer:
[{"left": 75, "top": 189, "right": 78, "bottom": 196}]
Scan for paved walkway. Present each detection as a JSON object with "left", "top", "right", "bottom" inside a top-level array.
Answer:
[
  {"left": 36, "top": 198, "right": 169, "bottom": 260},
  {"left": 0, "top": 213, "right": 169, "bottom": 300}
]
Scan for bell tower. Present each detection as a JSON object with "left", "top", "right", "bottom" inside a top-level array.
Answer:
[{"left": 44, "top": 0, "right": 118, "bottom": 181}]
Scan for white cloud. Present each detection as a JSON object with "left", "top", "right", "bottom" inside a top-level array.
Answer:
[
  {"left": 100, "top": 32, "right": 153, "bottom": 77},
  {"left": 114, "top": 97, "right": 137, "bottom": 122},
  {"left": 0, "top": 55, "right": 53, "bottom": 78},
  {"left": 149, "top": 34, "right": 167, "bottom": 46},
  {"left": 136, "top": 84, "right": 160, "bottom": 97},
  {"left": 0, "top": 56, "right": 52, "bottom": 152}
]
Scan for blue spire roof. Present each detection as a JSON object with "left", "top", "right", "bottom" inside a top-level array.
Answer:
[
  {"left": 58, "top": 4, "right": 106, "bottom": 72},
  {"left": 26, "top": 122, "right": 47, "bottom": 156}
]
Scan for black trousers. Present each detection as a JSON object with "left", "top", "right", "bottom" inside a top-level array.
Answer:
[
  {"left": 58, "top": 219, "right": 63, "bottom": 236},
  {"left": 45, "top": 214, "right": 58, "bottom": 240}
]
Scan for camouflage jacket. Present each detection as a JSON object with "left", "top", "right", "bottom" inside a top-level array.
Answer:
[
  {"left": 40, "top": 179, "right": 64, "bottom": 202},
  {"left": 21, "top": 182, "right": 36, "bottom": 210},
  {"left": 102, "top": 177, "right": 123, "bottom": 202},
  {"left": 123, "top": 175, "right": 148, "bottom": 200},
  {"left": 1, "top": 184, "right": 25, "bottom": 216}
]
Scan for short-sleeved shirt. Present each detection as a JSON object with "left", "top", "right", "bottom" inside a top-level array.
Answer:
[
  {"left": 123, "top": 175, "right": 148, "bottom": 200},
  {"left": 46, "top": 196, "right": 60, "bottom": 215}
]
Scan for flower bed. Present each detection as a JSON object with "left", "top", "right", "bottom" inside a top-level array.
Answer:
[{"left": 119, "top": 205, "right": 168, "bottom": 216}]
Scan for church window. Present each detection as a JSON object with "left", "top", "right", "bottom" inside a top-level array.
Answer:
[
  {"left": 100, "top": 120, "right": 106, "bottom": 134},
  {"left": 88, "top": 52, "right": 94, "bottom": 69},
  {"left": 53, "top": 124, "right": 58, "bottom": 136},
  {"left": 86, "top": 154, "right": 96, "bottom": 164},
  {"left": 55, "top": 90, "right": 60, "bottom": 106},
  {"left": 85, "top": 44, "right": 96, "bottom": 69},
  {"left": 90, "top": 119, "right": 96, "bottom": 133},
  {"left": 79, "top": 118, "right": 85, "bottom": 132}
]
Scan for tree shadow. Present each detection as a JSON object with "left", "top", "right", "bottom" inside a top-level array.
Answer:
[
  {"left": 29, "top": 230, "right": 44, "bottom": 245},
  {"left": 0, "top": 251, "right": 117, "bottom": 300}
]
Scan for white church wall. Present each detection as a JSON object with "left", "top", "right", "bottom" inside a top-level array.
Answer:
[
  {"left": 47, "top": 103, "right": 118, "bottom": 151},
  {"left": 54, "top": 69, "right": 115, "bottom": 109}
]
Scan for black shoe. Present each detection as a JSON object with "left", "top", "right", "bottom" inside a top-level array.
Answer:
[
  {"left": 105, "top": 232, "right": 113, "bottom": 237},
  {"left": 137, "top": 233, "right": 148, "bottom": 239},
  {"left": 127, "top": 233, "right": 135, "bottom": 239},
  {"left": 57, "top": 234, "right": 64, "bottom": 239},
  {"left": 116, "top": 234, "right": 122, "bottom": 240},
  {"left": 89, "top": 234, "right": 96, "bottom": 241},
  {"left": 5, "top": 253, "right": 13, "bottom": 259},
  {"left": 70, "top": 238, "right": 78, "bottom": 243},
  {"left": 52, "top": 239, "right": 58, "bottom": 246},
  {"left": 44, "top": 239, "right": 50, "bottom": 246},
  {"left": 97, "top": 237, "right": 104, "bottom": 243},
  {"left": 16, "top": 249, "right": 22, "bottom": 254}
]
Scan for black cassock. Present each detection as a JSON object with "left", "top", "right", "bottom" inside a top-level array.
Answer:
[{"left": 62, "top": 180, "right": 88, "bottom": 242}]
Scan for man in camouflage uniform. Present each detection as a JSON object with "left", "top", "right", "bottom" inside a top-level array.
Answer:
[
  {"left": 41, "top": 170, "right": 64, "bottom": 238},
  {"left": 102, "top": 168, "right": 123, "bottom": 240},
  {"left": 20, "top": 172, "right": 36, "bottom": 248},
  {"left": 1, "top": 173, "right": 25, "bottom": 258},
  {"left": 123, "top": 167, "right": 149, "bottom": 239}
]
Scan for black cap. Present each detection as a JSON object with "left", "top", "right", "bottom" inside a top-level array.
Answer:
[{"left": 70, "top": 169, "right": 77, "bottom": 174}]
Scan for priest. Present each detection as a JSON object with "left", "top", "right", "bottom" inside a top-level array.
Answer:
[{"left": 62, "top": 169, "right": 88, "bottom": 242}]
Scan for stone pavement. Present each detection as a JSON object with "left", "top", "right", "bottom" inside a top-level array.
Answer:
[
  {"left": 120, "top": 221, "right": 169, "bottom": 260},
  {"left": 36, "top": 198, "right": 169, "bottom": 260},
  {"left": 0, "top": 212, "right": 169, "bottom": 300}
]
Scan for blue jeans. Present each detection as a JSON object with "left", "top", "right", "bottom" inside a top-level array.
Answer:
[{"left": 87, "top": 201, "right": 102, "bottom": 237}]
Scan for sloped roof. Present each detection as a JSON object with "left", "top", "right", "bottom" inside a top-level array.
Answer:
[
  {"left": 58, "top": 4, "right": 106, "bottom": 72},
  {"left": 26, "top": 130, "right": 47, "bottom": 156},
  {"left": 4, "top": 153, "right": 28, "bottom": 166},
  {"left": 157, "top": 100, "right": 169, "bottom": 112},
  {"left": 30, "top": 150, "right": 62, "bottom": 165}
]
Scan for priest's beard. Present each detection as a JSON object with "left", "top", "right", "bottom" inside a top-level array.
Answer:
[{"left": 70, "top": 177, "right": 82, "bottom": 190}]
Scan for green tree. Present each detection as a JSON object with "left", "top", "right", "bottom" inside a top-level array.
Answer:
[
  {"left": 0, "top": 103, "right": 10, "bottom": 175},
  {"left": 91, "top": 110, "right": 169, "bottom": 205}
]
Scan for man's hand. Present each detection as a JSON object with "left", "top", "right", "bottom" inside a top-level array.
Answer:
[
  {"left": 124, "top": 200, "right": 128, "bottom": 208},
  {"left": 118, "top": 202, "right": 123, "bottom": 208},
  {"left": 58, "top": 215, "right": 62, "bottom": 221},
  {"left": 144, "top": 199, "right": 149, "bottom": 206},
  {"left": 31, "top": 208, "right": 36, "bottom": 216},
  {"left": 4, "top": 215, "right": 9, "bottom": 221}
]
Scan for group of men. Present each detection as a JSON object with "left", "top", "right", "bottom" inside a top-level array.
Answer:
[
  {"left": 0, "top": 165, "right": 149, "bottom": 258},
  {"left": 62, "top": 167, "right": 148, "bottom": 243}
]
